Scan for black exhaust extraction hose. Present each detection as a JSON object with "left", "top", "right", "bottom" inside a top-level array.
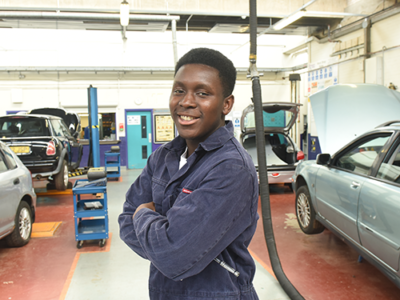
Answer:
[{"left": 248, "top": 0, "right": 304, "bottom": 299}]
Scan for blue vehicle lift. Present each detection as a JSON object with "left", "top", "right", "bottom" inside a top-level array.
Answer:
[
  {"left": 72, "top": 86, "right": 109, "bottom": 248},
  {"left": 87, "top": 85, "right": 101, "bottom": 168}
]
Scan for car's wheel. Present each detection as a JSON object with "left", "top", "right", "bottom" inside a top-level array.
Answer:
[
  {"left": 295, "top": 185, "right": 324, "bottom": 234},
  {"left": 55, "top": 160, "right": 69, "bottom": 191},
  {"left": 5, "top": 201, "right": 33, "bottom": 247}
]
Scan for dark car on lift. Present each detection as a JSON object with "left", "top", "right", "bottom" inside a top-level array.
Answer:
[
  {"left": 240, "top": 102, "right": 304, "bottom": 190},
  {"left": 0, "top": 113, "right": 83, "bottom": 190}
]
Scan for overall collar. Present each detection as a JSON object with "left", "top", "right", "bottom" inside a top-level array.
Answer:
[{"left": 166, "top": 121, "right": 234, "bottom": 154}]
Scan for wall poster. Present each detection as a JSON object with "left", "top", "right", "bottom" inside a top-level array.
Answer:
[
  {"left": 307, "top": 64, "right": 338, "bottom": 96},
  {"left": 127, "top": 115, "right": 140, "bottom": 125},
  {"left": 154, "top": 114, "right": 176, "bottom": 143}
]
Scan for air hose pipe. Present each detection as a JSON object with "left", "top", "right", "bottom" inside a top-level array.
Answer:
[{"left": 249, "top": 0, "right": 304, "bottom": 299}]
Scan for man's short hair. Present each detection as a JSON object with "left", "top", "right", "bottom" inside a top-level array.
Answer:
[{"left": 174, "top": 48, "right": 237, "bottom": 98}]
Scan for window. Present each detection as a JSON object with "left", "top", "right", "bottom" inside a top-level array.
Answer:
[
  {"left": 51, "top": 119, "right": 70, "bottom": 137},
  {"left": 244, "top": 110, "right": 294, "bottom": 130},
  {"left": 101, "top": 113, "right": 116, "bottom": 140},
  {"left": 79, "top": 113, "right": 116, "bottom": 140},
  {"left": 0, "top": 117, "right": 49, "bottom": 137},
  {"left": 377, "top": 142, "right": 400, "bottom": 184},
  {"left": 0, "top": 151, "right": 8, "bottom": 173},
  {"left": 59, "top": 120, "right": 72, "bottom": 137},
  {"left": 335, "top": 135, "right": 391, "bottom": 175}
]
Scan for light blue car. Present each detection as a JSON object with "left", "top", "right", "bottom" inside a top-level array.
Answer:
[
  {"left": 293, "top": 121, "right": 400, "bottom": 289},
  {"left": 0, "top": 141, "right": 36, "bottom": 247}
]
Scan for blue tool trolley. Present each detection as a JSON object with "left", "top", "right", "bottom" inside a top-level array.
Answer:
[
  {"left": 72, "top": 179, "right": 109, "bottom": 248},
  {"left": 104, "top": 151, "right": 121, "bottom": 178}
]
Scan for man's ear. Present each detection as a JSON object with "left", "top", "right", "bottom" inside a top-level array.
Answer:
[{"left": 222, "top": 95, "right": 234, "bottom": 116}]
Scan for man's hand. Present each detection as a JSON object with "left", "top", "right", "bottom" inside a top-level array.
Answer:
[{"left": 133, "top": 202, "right": 156, "bottom": 219}]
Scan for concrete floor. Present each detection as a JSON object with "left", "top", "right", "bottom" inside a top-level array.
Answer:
[{"left": 0, "top": 168, "right": 289, "bottom": 300}]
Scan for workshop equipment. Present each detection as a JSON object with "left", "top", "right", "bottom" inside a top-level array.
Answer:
[
  {"left": 104, "top": 146, "right": 121, "bottom": 179},
  {"left": 72, "top": 172, "right": 109, "bottom": 248}
]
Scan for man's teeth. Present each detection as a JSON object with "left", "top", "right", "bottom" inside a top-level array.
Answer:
[{"left": 181, "top": 115, "right": 194, "bottom": 121}]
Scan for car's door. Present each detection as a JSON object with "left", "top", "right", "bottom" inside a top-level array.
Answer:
[
  {"left": 315, "top": 133, "right": 392, "bottom": 243},
  {"left": 59, "top": 120, "right": 81, "bottom": 169},
  {"left": 50, "top": 118, "right": 81, "bottom": 170},
  {"left": 358, "top": 136, "right": 400, "bottom": 271},
  {"left": 0, "top": 147, "right": 19, "bottom": 237}
]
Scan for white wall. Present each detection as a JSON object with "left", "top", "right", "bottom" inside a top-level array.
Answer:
[
  {"left": 0, "top": 78, "right": 292, "bottom": 138},
  {"left": 307, "top": 13, "right": 400, "bottom": 89},
  {"left": 306, "top": 11, "right": 400, "bottom": 141},
  {"left": 0, "top": 28, "right": 308, "bottom": 141},
  {"left": 370, "top": 13, "right": 400, "bottom": 87}
]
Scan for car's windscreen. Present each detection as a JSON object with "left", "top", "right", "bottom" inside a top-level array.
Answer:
[
  {"left": 0, "top": 117, "right": 50, "bottom": 137},
  {"left": 244, "top": 110, "right": 294, "bottom": 129}
]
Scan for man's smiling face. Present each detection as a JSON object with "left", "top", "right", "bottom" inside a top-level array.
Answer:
[{"left": 169, "top": 63, "right": 233, "bottom": 153}]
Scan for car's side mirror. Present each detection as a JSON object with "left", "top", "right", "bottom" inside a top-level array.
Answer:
[
  {"left": 316, "top": 153, "right": 331, "bottom": 165},
  {"left": 286, "top": 146, "right": 294, "bottom": 153}
]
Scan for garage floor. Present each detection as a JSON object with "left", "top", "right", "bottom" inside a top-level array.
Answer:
[
  {"left": 0, "top": 168, "right": 399, "bottom": 300},
  {"left": 250, "top": 185, "right": 400, "bottom": 300}
]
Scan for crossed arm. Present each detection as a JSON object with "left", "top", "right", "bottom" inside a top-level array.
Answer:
[{"left": 118, "top": 160, "right": 256, "bottom": 281}]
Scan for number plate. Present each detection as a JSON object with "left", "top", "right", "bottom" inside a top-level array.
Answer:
[{"left": 10, "top": 146, "right": 30, "bottom": 154}]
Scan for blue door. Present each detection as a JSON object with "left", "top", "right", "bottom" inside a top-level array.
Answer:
[{"left": 126, "top": 111, "right": 152, "bottom": 169}]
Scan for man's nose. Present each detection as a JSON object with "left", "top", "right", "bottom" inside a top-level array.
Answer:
[{"left": 180, "top": 92, "right": 196, "bottom": 108}]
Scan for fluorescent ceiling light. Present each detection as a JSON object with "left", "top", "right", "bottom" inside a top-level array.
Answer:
[
  {"left": 304, "top": 11, "right": 367, "bottom": 18},
  {"left": 120, "top": 1, "right": 130, "bottom": 26},
  {"left": 273, "top": 10, "right": 306, "bottom": 30}
]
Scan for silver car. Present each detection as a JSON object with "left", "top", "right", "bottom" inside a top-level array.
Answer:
[
  {"left": 293, "top": 121, "right": 400, "bottom": 289},
  {"left": 0, "top": 141, "right": 36, "bottom": 247},
  {"left": 241, "top": 102, "right": 304, "bottom": 188}
]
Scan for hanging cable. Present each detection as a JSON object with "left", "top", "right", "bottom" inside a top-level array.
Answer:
[{"left": 248, "top": 0, "right": 304, "bottom": 299}]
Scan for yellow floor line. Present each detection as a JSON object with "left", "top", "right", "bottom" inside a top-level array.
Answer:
[
  {"left": 31, "top": 222, "right": 62, "bottom": 238},
  {"left": 36, "top": 190, "right": 73, "bottom": 196}
]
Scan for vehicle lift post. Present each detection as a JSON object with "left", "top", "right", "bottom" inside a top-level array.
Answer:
[
  {"left": 87, "top": 85, "right": 101, "bottom": 168},
  {"left": 72, "top": 85, "right": 109, "bottom": 249}
]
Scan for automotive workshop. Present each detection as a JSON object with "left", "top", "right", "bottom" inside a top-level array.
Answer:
[{"left": 0, "top": 1, "right": 400, "bottom": 299}]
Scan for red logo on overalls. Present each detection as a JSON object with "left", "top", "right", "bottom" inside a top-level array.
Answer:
[{"left": 182, "top": 188, "right": 192, "bottom": 194}]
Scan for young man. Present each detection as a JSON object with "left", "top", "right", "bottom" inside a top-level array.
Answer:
[{"left": 119, "top": 48, "right": 259, "bottom": 300}]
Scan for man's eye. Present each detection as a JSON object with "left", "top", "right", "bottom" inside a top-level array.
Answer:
[
  {"left": 197, "top": 92, "right": 209, "bottom": 97},
  {"left": 174, "top": 89, "right": 184, "bottom": 94}
]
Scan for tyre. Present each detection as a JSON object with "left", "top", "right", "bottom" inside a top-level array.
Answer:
[
  {"left": 295, "top": 185, "right": 324, "bottom": 234},
  {"left": 5, "top": 201, "right": 33, "bottom": 247},
  {"left": 55, "top": 160, "right": 69, "bottom": 191}
]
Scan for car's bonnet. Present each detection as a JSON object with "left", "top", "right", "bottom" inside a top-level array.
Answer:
[{"left": 310, "top": 84, "right": 400, "bottom": 155}]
